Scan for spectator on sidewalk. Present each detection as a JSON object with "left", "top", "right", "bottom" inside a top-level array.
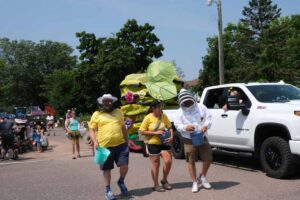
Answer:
[{"left": 65, "top": 111, "right": 81, "bottom": 159}]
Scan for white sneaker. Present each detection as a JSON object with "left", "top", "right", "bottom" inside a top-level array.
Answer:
[
  {"left": 198, "top": 175, "right": 212, "bottom": 189},
  {"left": 192, "top": 182, "right": 198, "bottom": 193}
]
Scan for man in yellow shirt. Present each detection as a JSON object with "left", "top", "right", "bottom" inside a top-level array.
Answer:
[{"left": 89, "top": 94, "right": 129, "bottom": 200}]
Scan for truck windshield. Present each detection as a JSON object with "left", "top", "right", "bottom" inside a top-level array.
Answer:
[{"left": 247, "top": 84, "right": 300, "bottom": 103}]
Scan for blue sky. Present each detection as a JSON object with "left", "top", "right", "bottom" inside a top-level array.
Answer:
[{"left": 0, "top": 0, "right": 299, "bottom": 80}]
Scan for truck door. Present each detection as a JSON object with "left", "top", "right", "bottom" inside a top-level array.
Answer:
[{"left": 204, "top": 87, "right": 252, "bottom": 150}]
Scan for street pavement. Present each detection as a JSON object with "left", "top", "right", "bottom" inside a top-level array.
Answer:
[{"left": 0, "top": 128, "right": 299, "bottom": 200}]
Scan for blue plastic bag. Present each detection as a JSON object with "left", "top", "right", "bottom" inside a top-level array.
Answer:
[
  {"left": 190, "top": 132, "right": 204, "bottom": 147},
  {"left": 159, "top": 130, "right": 171, "bottom": 144},
  {"left": 94, "top": 147, "right": 111, "bottom": 165}
]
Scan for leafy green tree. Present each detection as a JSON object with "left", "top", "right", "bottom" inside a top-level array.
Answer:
[
  {"left": 0, "top": 38, "right": 76, "bottom": 109},
  {"left": 42, "top": 70, "right": 76, "bottom": 115},
  {"left": 198, "top": 1, "right": 300, "bottom": 90},
  {"left": 241, "top": 0, "right": 281, "bottom": 39},
  {"left": 75, "top": 19, "right": 164, "bottom": 112}
]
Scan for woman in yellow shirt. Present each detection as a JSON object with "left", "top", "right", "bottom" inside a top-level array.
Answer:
[{"left": 139, "top": 100, "right": 174, "bottom": 192}]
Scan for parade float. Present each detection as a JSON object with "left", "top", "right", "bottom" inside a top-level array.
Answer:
[{"left": 120, "top": 60, "right": 183, "bottom": 150}]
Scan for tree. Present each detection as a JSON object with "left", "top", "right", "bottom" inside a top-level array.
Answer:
[
  {"left": 75, "top": 19, "right": 164, "bottom": 112},
  {"left": 42, "top": 70, "right": 76, "bottom": 115},
  {"left": 241, "top": 0, "right": 281, "bottom": 39},
  {"left": 198, "top": 1, "right": 300, "bottom": 89},
  {"left": 0, "top": 38, "right": 77, "bottom": 109},
  {"left": 238, "top": 0, "right": 281, "bottom": 66}
]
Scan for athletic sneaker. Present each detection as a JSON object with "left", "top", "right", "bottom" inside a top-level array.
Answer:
[
  {"left": 117, "top": 180, "right": 129, "bottom": 196},
  {"left": 192, "top": 182, "right": 198, "bottom": 193},
  {"left": 197, "top": 175, "right": 212, "bottom": 189},
  {"left": 104, "top": 190, "right": 116, "bottom": 200}
]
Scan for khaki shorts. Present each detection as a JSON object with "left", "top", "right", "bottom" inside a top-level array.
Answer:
[{"left": 184, "top": 137, "right": 213, "bottom": 163}]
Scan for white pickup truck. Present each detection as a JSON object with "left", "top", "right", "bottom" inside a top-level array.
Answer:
[{"left": 164, "top": 82, "right": 300, "bottom": 179}]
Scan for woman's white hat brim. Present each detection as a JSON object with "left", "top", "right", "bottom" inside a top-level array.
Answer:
[{"left": 97, "top": 94, "right": 118, "bottom": 104}]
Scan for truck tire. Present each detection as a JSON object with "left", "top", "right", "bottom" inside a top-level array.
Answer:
[
  {"left": 260, "top": 136, "right": 295, "bottom": 179},
  {"left": 171, "top": 131, "right": 185, "bottom": 159}
]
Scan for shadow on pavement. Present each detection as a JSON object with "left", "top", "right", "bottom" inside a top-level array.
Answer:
[
  {"left": 210, "top": 181, "right": 240, "bottom": 190},
  {"left": 115, "top": 194, "right": 135, "bottom": 200},
  {"left": 130, "top": 187, "right": 153, "bottom": 197},
  {"left": 79, "top": 155, "right": 93, "bottom": 158},
  {"left": 212, "top": 150, "right": 261, "bottom": 172},
  {"left": 172, "top": 182, "right": 192, "bottom": 189}
]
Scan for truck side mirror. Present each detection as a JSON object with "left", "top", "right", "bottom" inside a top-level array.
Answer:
[
  {"left": 227, "top": 96, "right": 244, "bottom": 110},
  {"left": 226, "top": 96, "right": 250, "bottom": 115}
]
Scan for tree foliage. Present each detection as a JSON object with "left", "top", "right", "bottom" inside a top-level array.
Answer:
[
  {"left": 42, "top": 70, "right": 76, "bottom": 115},
  {"left": 198, "top": 0, "right": 300, "bottom": 91},
  {"left": 0, "top": 38, "right": 76, "bottom": 109},
  {"left": 74, "top": 19, "right": 164, "bottom": 113}
]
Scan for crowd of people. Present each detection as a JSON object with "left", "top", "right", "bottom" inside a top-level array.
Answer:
[
  {"left": 86, "top": 88, "right": 214, "bottom": 200},
  {"left": 0, "top": 88, "right": 215, "bottom": 199}
]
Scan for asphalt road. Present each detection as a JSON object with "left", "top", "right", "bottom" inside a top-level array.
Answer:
[{"left": 0, "top": 128, "right": 299, "bottom": 200}]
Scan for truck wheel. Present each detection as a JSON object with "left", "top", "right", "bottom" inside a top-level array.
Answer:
[
  {"left": 171, "top": 131, "right": 185, "bottom": 159},
  {"left": 260, "top": 137, "right": 295, "bottom": 179}
]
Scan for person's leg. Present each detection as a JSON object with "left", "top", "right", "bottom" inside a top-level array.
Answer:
[
  {"left": 115, "top": 143, "right": 130, "bottom": 196},
  {"left": 101, "top": 150, "right": 116, "bottom": 200},
  {"left": 188, "top": 162, "right": 197, "bottom": 182},
  {"left": 103, "top": 170, "right": 112, "bottom": 187},
  {"left": 119, "top": 165, "right": 129, "bottom": 178},
  {"left": 71, "top": 138, "right": 76, "bottom": 158},
  {"left": 75, "top": 138, "right": 80, "bottom": 157},
  {"left": 161, "top": 150, "right": 172, "bottom": 182},
  {"left": 36, "top": 141, "right": 42, "bottom": 152},
  {"left": 198, "top": 138, "right": 213, "bottom": 189},
  {"left": 149, "top": 155, "right": 160, "bottom": 187},
  {"left": 184, "top": 143, "right": 199, "bottom": 192},
  {"left": 1, "top": 147, "right": 8, "bottom": 159},
  {"left": 184, "top": 143, "right": 197, "bottom": 182},
  {"left": 202, "top": 160, "right": 212, "bottom": 177}
]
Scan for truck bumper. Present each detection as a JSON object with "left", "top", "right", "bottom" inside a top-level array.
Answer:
[{"left": 289, "top": 140, "right": 300, "bottom": 156}]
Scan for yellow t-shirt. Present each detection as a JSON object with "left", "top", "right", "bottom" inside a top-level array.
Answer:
[
  {"left": 89, "top": 109, "right": 125, "bottom": 148},
  {"left": 139, "top": 113, "right": 172, "bottom": 145}
]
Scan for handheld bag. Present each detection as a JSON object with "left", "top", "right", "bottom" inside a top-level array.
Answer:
[
  {"left": 159, "top": 130, "right": 171, "bottom": 144},
  {"left": 190, "top": 132, "right": 204, "bottom": 147},
  {"left": 94, "top": 147, "right": 111, "bottom": 165}
]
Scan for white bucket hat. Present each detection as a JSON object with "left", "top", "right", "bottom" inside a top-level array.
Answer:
[{"left": 97, "top": 94, "right": 118, "bottom": 105}]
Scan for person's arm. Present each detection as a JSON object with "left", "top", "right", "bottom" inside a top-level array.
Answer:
[
  {"left": 65, "top": 119, "right": 72, "bottom": 133},
  {"left": 89, "top": 112, "right": 99, "bottom": 148},
  {"left": 121, "top": 125, "right": 128, "bottom": 143},
  {"left": 89, "top": 128, "right": 98, "bottom": 148},
  {"left": 174, "top": 115, "right": 195, "bottom": 133},
  {"left": 200, "top": 105, "right": 213, "bottom": 133}
]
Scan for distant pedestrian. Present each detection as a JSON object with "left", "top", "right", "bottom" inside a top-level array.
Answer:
[
  {"left": 65, "top": 111, "right": 81, "bottom": 159},
  {"left": 33, "top": 125, "right": 44, "bottom": 153},
  {"left": 0, "top": 116, "right": 16, "bottom": 160}
]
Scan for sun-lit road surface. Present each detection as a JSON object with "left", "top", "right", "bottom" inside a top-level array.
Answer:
[{"left": 0, "top": 128, "right": 299, "bottom": 200}]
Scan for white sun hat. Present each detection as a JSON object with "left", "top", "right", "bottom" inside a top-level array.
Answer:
[{"left": 97, "top": 94, "right": 118, "bottom": 105}]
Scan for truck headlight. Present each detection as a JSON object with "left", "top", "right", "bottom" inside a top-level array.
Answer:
[{"left": 294, "top": 111, "right": 300, "bottom": 116}]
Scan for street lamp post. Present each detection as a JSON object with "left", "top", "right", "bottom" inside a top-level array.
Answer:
[{"left": 207, "top": 0, "right": 224, "bottom": 85}]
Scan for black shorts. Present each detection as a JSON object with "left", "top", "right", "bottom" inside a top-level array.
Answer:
[
  {"left": 100, "top": 143, "right": 129, "bottom": 171},
  {"left": 146, "top": 144, "right": 171, "bottom": 156}
]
